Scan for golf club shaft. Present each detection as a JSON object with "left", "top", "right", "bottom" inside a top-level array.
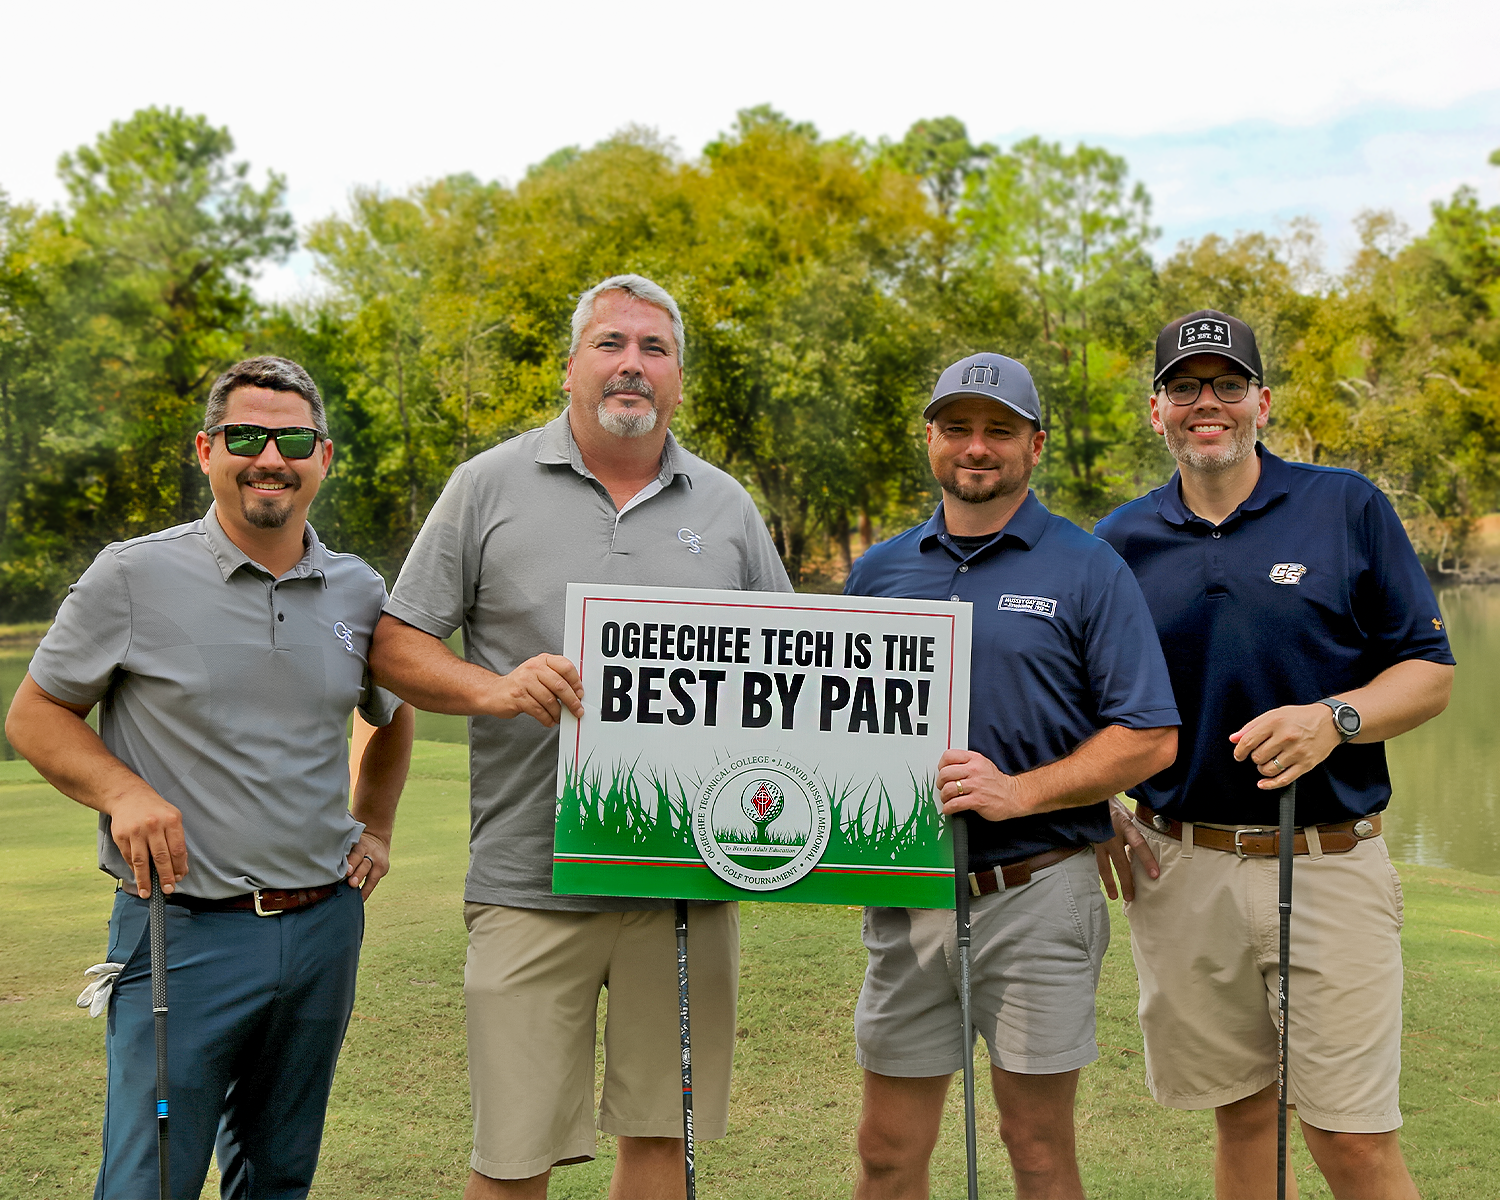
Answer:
[
  {"left": 1276, "top": 780, "right": 1297, "bottom": 1200},
  {"left": 149, "top": 862, "right": 170, "bottom": 1200},
  {"left": 675, "top": 899, "right": 696, "bottom": 1200},
  {"left": 953, "top": 816, "right": 979, "bottom": 1200}
]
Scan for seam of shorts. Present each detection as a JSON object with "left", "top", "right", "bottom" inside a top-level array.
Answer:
[
  {"left": 471, "top": 1140, "right": 596, "bottom": 1180},
  {"left": 1146, "top": 1068, "right": 1279, "bottom": 1111},
  {"left": 1290, "top": 1098, "right": 1404, "bottom": 1135},
  {"left": 1056, "top": 860, "right": 1092, "bottom": 957},
  {"left": 856, "top": 1047, "right": 966, "bottom": 1078},
  {"left": 988, "top": 1040, "right": 1100, "bottom": 1075}
]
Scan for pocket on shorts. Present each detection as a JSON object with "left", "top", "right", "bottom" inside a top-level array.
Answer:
[{"left": 1378, "top": 841, "right": 1405, "bottom": 930}]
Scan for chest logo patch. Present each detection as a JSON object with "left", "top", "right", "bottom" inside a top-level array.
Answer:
[
  {"left": 333, "top": 621, "right": 356, "bottom": 652},
  {"left": 678, "top": 527, "right": 704, "bottom": 555},
  {"left": 999, "top": 594, "right": 1057, "bottom": 617},
  {"left": 1268, "top": 563, "right": 1308, "bottom": 585}
]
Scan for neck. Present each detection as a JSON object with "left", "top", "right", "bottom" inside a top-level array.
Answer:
[
  {"left": 941, "top": 485, "right": 1029, "bottom": 537},
  {"left": 215, "top": 508, "right": 308, "bottom": 577},
  {"left": 568, "top": 408, "right": 671, "bottom": 510},
  {"left": 1177, "top": 450, "right": 1261, "bottom": 526}
]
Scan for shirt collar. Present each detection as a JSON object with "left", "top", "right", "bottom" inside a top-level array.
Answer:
[
  {"left": 203, "top": 504, "right": 326, "bottom": 585},
  {"left": 1155, "top": 443, "right": 1292, "bottom": 529},
  {"left": 918, "top": 489, "right": 1048, "bottom": 557},
  {"left": 534, "top": 410, "right": 691, "bottom": 489}
]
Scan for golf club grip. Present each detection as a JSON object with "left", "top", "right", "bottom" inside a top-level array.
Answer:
[
  {"left": 952, "top": 815, "right": 971, "bottom": 943},
  {"left": 1276, "top": 780, "right": 1297, "bottom": 1200},
  {"left": 149, "top": 863, "right": 170, "bottom": 1200},
  {"left": 674, "top": 899, "right": 695, "bottom": 1200}
]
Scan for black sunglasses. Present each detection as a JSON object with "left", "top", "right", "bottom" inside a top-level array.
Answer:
[{"left": 205, "top": 424, "right": 323, "bottom": 460}]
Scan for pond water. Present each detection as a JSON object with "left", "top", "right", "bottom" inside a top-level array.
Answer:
[{"left": 3, "top": 584, "right": 1496, "bottom": 874}]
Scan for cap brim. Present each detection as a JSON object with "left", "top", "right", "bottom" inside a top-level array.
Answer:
[
  {"left": 1153, "top": 349, "right": 1260, "bottom": 387},
  {"left": 924, "top": 392, "right": 1039, "bottom": 422}
]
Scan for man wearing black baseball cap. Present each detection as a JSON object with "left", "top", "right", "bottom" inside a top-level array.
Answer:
[
  {"left": 1096, "top": 311, "right": 1454, "bottom": 1198},
  {"left": 846, "top": 352, "right": 1179, "bottom": 1198}
]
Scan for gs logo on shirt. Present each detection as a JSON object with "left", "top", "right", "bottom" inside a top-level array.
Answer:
[{"left": 1268, "top": 562, "right": 1308, "bottom": 585}]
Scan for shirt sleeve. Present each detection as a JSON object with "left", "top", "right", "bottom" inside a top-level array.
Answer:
[
  {"left": 1354, "top": 488, "right": 1456, "bottom": 667},
  {"left": 741, "top": 495, "right": 794, "bottom": 594},
  {"left": 27, "top": 549, "right": 133, "bottom": 707},
  {"left": 384, "top": 464, "right": 479, "bottom": 638},
  {"left": 1082, "top": 557, "right": 1181, "bottom": 729}
]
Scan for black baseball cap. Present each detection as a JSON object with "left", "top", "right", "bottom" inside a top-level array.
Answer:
[
  {"left": 925, "top": 352, "right": 1042, "bottom": 424},
  {"left": 1153, "top": 310, "right": 1263, "bottom": 387}
]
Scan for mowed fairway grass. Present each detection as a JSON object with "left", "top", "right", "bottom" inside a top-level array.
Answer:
[{"left": 2, "top": 741, "right": 1497, "bottom": 1199}]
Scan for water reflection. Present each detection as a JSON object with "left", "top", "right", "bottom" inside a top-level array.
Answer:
[{"left": 4, "top": 585, "right": 1498, "bottom": 874}]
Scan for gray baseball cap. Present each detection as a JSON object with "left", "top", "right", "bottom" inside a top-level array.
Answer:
[{"left": 924, "top": 353, "right": 1042, "bottom": 424}]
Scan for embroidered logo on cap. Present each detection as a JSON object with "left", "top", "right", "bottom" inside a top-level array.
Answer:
[
  {"left": 1178, "top": 318, "right": 1231, "bottom": 351},
  {"left": 961, "top": 362, "right": 1000, "bottom": 387},
  {"left": 1268, "top": 563, "right": 1307, "bottom": 585},
  {"left": 999, "top": 594, "right": 1057, "bottom": 617}
]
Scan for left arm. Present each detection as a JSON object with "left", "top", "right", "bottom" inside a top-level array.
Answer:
[
  {"left": 937, "top": 724, "right": 1178, "bottom": 822},
  {"left": 344, "top": 703, "right": 416, "bottom": 897},
  {"left": 1231, "top": 657, "right": 1453, "bottom": 789}
]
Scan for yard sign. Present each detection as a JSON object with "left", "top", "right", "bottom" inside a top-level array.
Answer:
[{"left": 554, "top": 584, "right": 972, "bottom": 908}]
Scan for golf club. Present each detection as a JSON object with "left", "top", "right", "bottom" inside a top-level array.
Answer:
[
  {"left": 149, "top": 861, "right": 170, "bottom": 1200},
  {"left": 1276, "top": 779, "right": 1297, "bottom": 1200},
  {"left": 674, "top": 898, "right": 696, "bottom": 1200},
  {"left": 952, "top": 815, "right": 979, "bottom": 1200}
]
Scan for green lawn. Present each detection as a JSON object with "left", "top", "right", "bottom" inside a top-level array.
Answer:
[{"left": 1, "top": 743, "right": 1496, "bottom": 1198}]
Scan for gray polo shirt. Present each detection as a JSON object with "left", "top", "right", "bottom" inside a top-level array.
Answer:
[
  {"left": 385, "top": 411, "right": 792, "bottom": 910},
  {"left": 29, "top": 507, "right": 401, "bottom": 899}
]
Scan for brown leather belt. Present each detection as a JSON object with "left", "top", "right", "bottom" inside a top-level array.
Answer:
[
  {"left": 969, "top": 847, "right": 1087, "bottom": 896},
  {"left": 1135, "top": 804, "right": 1381, "bottom": 857},
  {"left": 164, "top": 883, "right": 341, "bottom": 917}
]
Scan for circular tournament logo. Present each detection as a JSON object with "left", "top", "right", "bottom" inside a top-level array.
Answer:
[{"left": 693, "top": 755, "right": 830, "bottom": 892}]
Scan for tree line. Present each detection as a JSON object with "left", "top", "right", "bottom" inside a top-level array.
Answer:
[{"left": 2, "top": 106, "right": 1498, "bottom": 618}]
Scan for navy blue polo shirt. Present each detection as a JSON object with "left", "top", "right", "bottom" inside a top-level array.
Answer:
[
  {"left": 845, "top": 491, "right": 1180, "bottom": 870},
  {"left": 1095, "top": 446, "right": 1454, "bottom": 826}
]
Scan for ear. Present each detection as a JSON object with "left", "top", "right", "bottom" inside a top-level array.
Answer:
[
  {"left": 1255, "top": 386, "right": 1271, "bottom": 430},
  {"left": 925, "top": 421, "right": 936, "bottom": 449},
  {"left": 563, "top": 356, "right": 576, "bottom": 395},
  {"left": 195, "top": 430, "right": 214, "bottom": 475},
  {"left": 1148, "top": 392, "right": 1167, "bottom": 436},
  {"left": 319, "top": 436, "right": 334, "bottom": 479}
]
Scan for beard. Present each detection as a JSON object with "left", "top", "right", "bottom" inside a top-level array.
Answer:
[
  {"left": 1163, "top": 416, "right": 1258, "bottom": 475},
  {"left": 237, "top": 468, "right": 299, "bottom": 529},
  {"left": 931, "top": 457, "right": 1027, "bottom": 507},
  {"left": 596, "top": 375, "right": 659, "bottom": 439}
]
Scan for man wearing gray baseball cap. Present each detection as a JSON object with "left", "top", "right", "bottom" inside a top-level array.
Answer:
[{"left": 845, "top": 352, "right": 1179, "bottom": 1198}]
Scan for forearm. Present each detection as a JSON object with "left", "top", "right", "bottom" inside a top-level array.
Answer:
[
  {"left": 1016, "top": 724, "right": 1178, "bottom": 815},
  {"left": 350, "top": 703, "right": 415, "bottom": 839},
  {"left": 369, "top": 614, "right": 497, "bottom": 714},
  {"left": 1340, "top": 658, "right": 1452, "bottom": 743},
  {"left": 4, "top": 674, "right": 158, "bottom": 815}
]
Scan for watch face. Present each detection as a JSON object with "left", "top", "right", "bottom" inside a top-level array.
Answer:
[{"left": 1336, "top": 706, "right": 1360, "bottom": 735}]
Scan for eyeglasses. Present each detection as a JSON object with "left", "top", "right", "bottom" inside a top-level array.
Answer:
[
  {"left": 205, "top": 424, "right": 323, "bottom": 459},
  {"left": 1158, "top": 375, "right": 1259, "bottom": 406}
]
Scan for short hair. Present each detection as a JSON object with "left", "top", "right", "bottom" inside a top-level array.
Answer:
[
  {"left": 569, "top": 274, "right": 685, "bottom": 363},
  {"left": 204, "top": 356, "right": 328, "bottom": 437}
]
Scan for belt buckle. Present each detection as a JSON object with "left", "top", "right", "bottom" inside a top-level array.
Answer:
[
  {"left": 1233, "top": 828, "right": 1277, "bottom": 859},
  {"left": 252, "top": 890, "right": 284, "bottom": 917}
]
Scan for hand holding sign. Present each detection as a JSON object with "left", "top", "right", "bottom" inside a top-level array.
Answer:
[{"left": 937, "top": 749, "right": 1033, "bottom": 823}]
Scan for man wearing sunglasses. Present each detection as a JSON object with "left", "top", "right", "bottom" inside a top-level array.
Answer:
[
  {"left": 370, "top": 275, "right": 790, "bottom": 1199},
  {"left": 1094, "top": 311, "right": 1454, "bottom": 1199},
  {"left": 5, "top": 355, "right": 414, "bottom": 1199}
]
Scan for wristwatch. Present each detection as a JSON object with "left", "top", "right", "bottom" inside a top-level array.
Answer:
[{"left": 1318, "top": 697, "right": 1361, "bottom": 741}]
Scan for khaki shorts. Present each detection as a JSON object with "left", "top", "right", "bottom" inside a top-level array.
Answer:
[
  {"left": 1124, "top": 817, "right": 1405, "bottom": 1133},
  {"left": 855, "top": 847, "right": 1108, "bottom": 1077},
  {"left": 463, "top": 903, "right": 738, "bottom": 1180}
]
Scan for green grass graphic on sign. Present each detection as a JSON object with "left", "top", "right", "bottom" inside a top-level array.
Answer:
[{"left": 554, "top": 758, "right": 954, "bottom": 907}]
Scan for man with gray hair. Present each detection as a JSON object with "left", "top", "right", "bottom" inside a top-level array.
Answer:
[
  {"left": 370, "top": 275, "right": 790, "bottom": 1199},
  {"left": 6, "top": 355, "right": 414, "bottom": 1198}
]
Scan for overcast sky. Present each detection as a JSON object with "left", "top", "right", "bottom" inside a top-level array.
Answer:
[{"left": 5, "top": 0, "right": 1498, "bottom": 298}]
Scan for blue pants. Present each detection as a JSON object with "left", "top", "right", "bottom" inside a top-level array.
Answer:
[{"left": 95, "top": 883, "right": 364, "bottom": 1200}]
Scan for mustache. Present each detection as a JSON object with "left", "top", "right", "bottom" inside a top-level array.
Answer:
[
  {"left": 235, "top": 467, "right": 300, "bottom": 490},
  {"left": 602, "top": 375, "right": 656, "bottom": 402}
]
